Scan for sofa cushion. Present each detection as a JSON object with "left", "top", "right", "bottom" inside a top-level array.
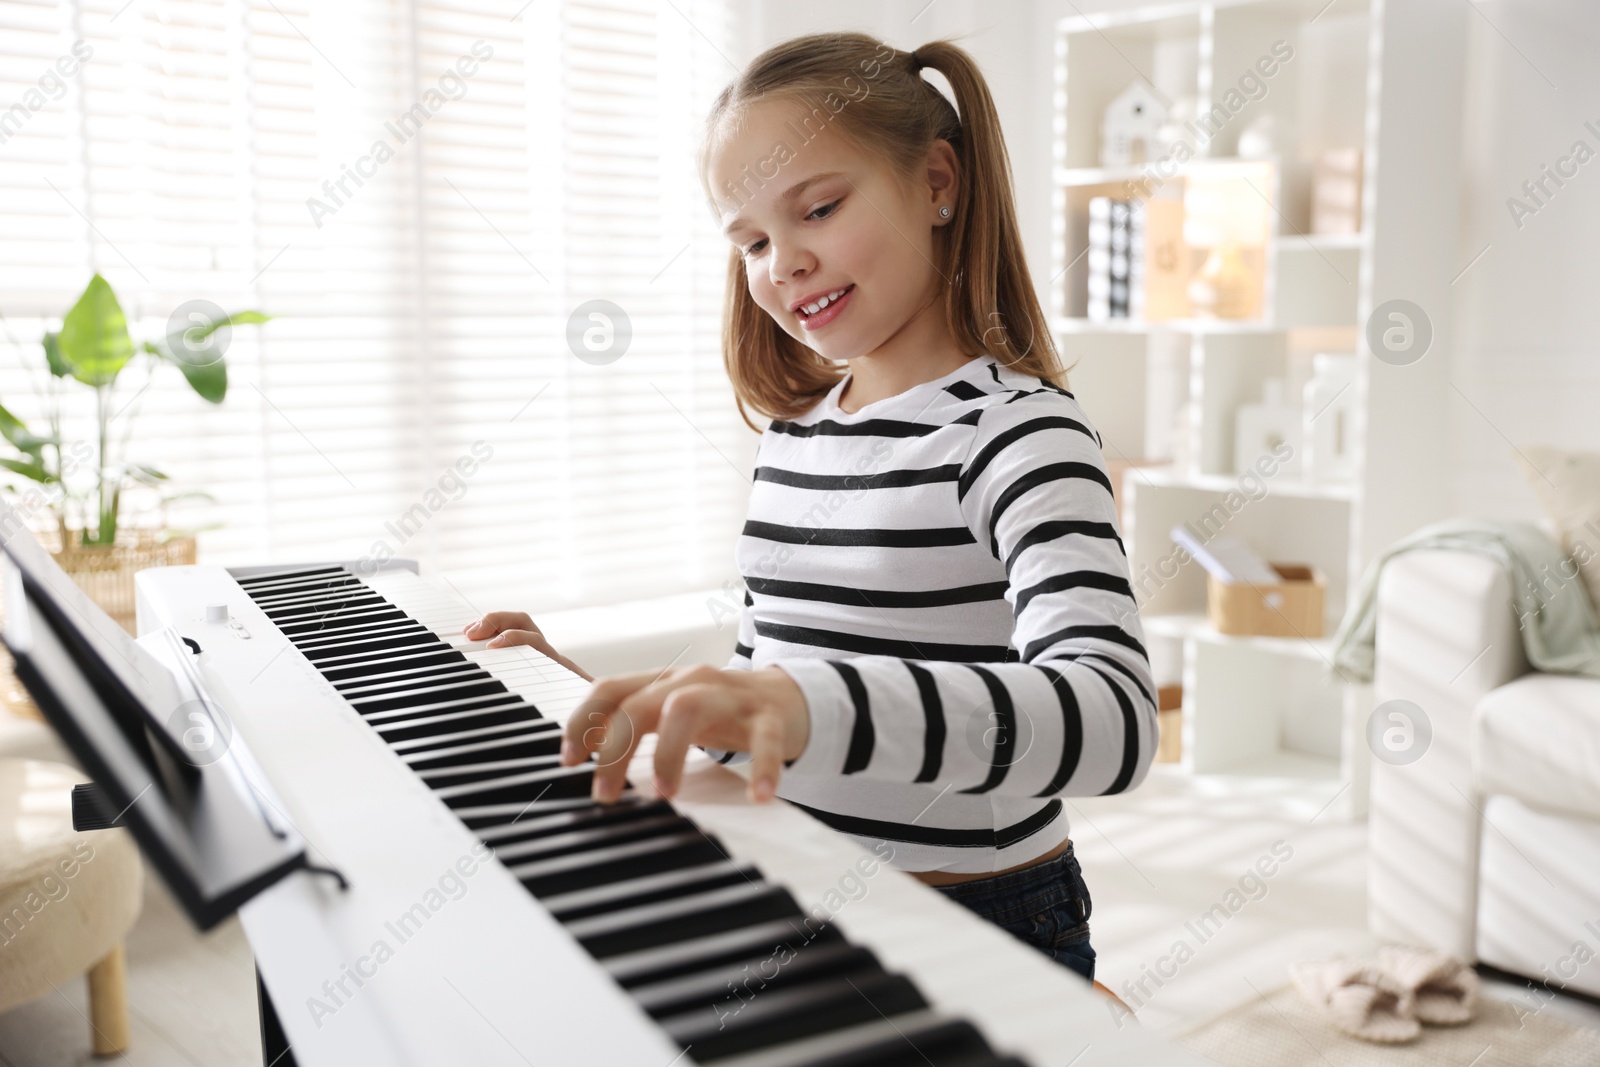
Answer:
[
  {"left": 1472, "top": 673, "right": 1600, "bottom": 819},
  {"left": 1515, "top": 445, "right": 1600, "bottom": 617}
]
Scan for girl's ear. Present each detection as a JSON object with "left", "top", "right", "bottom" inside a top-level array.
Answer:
[{"left": 925, "top": 138, "right": 960, "bottom": 222}]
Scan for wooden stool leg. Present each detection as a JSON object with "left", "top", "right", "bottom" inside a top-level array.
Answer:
[{"left": 87, "top": 942, "right": 130, "bottom": 1056}]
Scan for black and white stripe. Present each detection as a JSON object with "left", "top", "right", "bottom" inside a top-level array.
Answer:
[{"left": 719, "top": 357, "right": 1158, "bottom": 874}]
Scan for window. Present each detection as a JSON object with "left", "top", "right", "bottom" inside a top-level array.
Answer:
[{"left": 0, "top": 0, "right": 754, "bottom": 612}]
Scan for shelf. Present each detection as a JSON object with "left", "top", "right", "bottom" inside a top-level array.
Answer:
[
  {"left": 1052, "top": 0, "right": 1455, "bottom": 804},
  {"left": 1141, "top": 611, "right": 1335, "bottom": 661},
  {"left": 1129, "top": 465, "right": 1356, "bottom": 501},
  {"left": 1278, "top": 233, "right": 1366, "bottom": 252},
  {"left": 1196, "top": 750, "right": 1343, "bottom": 783},
  {"left": 1053, "top": 156, "right": 1279, "bottom": 188},
  {"left": 1052, "top": 316, "right": 1282, "bottom": 335}
]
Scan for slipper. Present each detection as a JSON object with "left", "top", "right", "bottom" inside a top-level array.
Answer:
[
  {"left": 1378, "top": 945, "right": 1480, "bottom": 1025},
  {"left": 1289, "top": 958, "right": 1421, "bottom": 1043}
]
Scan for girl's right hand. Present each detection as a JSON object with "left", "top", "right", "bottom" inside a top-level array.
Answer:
[{"left": 463, "top": 611, "right": 594, "bottom": 682}]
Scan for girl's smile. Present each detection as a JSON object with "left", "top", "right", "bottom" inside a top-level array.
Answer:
[{"left": 793, "top": 283, "right": 855, "bottom": 330}]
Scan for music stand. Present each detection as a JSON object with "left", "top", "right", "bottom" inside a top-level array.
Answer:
[{"left": 0, "top": 507, "right": 311, "bottom": 930}]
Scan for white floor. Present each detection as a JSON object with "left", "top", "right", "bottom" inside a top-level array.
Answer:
[
  {"left": 1, "top": 767, "right": 1596, "bottom": 1065},
  {"left": 1071, "top": 767, "right": 1600, "bottom": 1041}
]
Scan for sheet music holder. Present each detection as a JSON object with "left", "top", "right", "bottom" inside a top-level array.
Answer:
[{"left": 0, "top": 505, "right": 314, "bottom": 930}]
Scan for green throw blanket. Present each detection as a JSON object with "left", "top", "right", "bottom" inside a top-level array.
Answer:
[{"left": 1332, "top": 518, "right": 1600, "bottom": 682}]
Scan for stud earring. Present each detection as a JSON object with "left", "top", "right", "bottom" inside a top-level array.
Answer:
[{"left": 939, "top": 206, "right": 951, "bottom": 218}]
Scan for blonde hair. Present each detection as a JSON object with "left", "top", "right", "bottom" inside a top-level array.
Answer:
[{"left": 699, "top": 33, "right": 1066, "bottom": 430}]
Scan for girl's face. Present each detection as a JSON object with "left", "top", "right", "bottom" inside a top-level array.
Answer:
[{"left": 709, "top": 97, "right": 955, "bottom": 362}]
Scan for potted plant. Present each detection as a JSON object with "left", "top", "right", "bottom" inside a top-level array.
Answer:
[{"left": 0, "top": 274, "right": 268, "bottom": 628}]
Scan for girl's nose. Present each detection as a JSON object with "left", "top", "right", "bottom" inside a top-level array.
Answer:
[{"left": 768, "top": 241, "right": 815, "bottom": 286}]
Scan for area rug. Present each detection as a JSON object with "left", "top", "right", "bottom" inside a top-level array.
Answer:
[{"left": 1178, "top": 982, "right": 1600, "bottom": 1066}]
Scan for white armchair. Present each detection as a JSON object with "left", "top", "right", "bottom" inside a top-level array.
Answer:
[{"left": 1369, "top": 542, "right": 1600, "bottom": 997}]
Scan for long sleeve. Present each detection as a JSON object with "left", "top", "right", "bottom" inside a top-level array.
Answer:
[{"left": 770, "top": 391, "right": 1159, "bottom": 799}]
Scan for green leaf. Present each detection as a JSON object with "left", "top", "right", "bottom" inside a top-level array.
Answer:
[
  {"left": 185, "top": 310, "right": 270, "bottom": 339},
  {"left": 42, "top": 332, "right": 70, "bottom": 378},
  {"left": 124, "top": 463, "right": 169, "bottom": 486},
  {"left": 146, "top": 340, "right": 228, "bottom": 403},
  {"left": 158, "top": 489, "right": 217, "bottom": 506},
  {"left": 56, "top": 275, "right": 134, "bottom": 387},
  {"left": 0, "top": 457, "right": 54, "bottom": 483},
  {"left": 0, "top": 401, "right": 55, "bottom": 458}
]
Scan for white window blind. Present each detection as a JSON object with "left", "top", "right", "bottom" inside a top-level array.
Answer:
[{"left": 0, "top": 0, "right": 755, "bottom": 613}]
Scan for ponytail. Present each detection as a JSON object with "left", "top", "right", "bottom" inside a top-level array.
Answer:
[{"left": 908, "top": 41, "right": 1052, "bottom": 382}]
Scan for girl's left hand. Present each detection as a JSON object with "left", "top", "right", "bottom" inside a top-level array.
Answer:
[{"left": 558, "top": 665, "right": 809, "bottom": 805}]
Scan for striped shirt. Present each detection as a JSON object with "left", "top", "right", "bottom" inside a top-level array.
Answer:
[{"left": 716, "top": 355, "right": 1158, "bottom": 874}]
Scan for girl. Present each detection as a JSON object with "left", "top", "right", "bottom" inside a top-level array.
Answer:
[{"left": 467, "top": 32, "right": 1158, "bottom": 985}]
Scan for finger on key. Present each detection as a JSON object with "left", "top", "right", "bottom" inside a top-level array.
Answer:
[
  {"left": 653, "top": 686, "right": 719, "bottom": 799},
  {"left": 591, "top": 702, "right": 654, "bottom": 804},
  {"left": 463, "top": 611, "right": 530, "bottom": 639},
  {"left": 562, "top": 672, "right": 655, "bottom": 765},
  {"left": 747, "top": 709, "right": 786, "bottom": 804}
]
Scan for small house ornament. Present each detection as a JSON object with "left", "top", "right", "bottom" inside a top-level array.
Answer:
[{"left": 1101, "top": 81, "right": 1168, "bottom": 166}]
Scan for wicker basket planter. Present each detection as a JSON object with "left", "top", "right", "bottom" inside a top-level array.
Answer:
[{"left": 49, "top": 529, "right": 197, "bottom": 633}]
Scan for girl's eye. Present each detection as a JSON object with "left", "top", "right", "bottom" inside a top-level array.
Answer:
[
  {"left": 808, "top": 199, "right": 841, "bottom": 221},
  {"left": 740, "top": 199, "right": 841, "bottom": 256}
]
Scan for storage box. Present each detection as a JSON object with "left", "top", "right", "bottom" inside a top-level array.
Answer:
[{"left": 1205, "top": 563, "right": 1325, "bottom": 638}]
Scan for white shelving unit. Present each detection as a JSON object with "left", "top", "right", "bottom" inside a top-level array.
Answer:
[{"left": 1050, "top": 0, "right": 1467, "bottom": 817}]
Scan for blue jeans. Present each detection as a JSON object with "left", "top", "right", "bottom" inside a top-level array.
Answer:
[{"left": 931, "top": 841, "right": 1096, "bottom": 984}]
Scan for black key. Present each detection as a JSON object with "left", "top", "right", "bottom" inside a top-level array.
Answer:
[
  {"left": 629, "top": 941, "right": 878, "bottom": 1019},
  {"left": 453, "top": 794, "right": 599, "bottom": 830},
  {"left": 269, "top": 604, "right": 399, "bottom": 628},
  {"left": 320, "top": 648, "right": 467, "bottom": 682},
  {"left": 473, "top": 798, "right": 673, "bottom": 847},
  {"left": 331, "top": 659, "right": 480, "bottom": 694},
  {"left": 249, "top": 581, "right": 376, "bottom": 603},
  {"left": 261, "top": 596, "right": 388, "bottom": 621},
  {"left": 235, "top": 566, "right": 352, "bottom": 590},
  {"left": 307, "top": 637, "right": 452, "bottom": 669},
  {"left": 605, "top": 919, "right": 846, "bottom": 989},
  {"left": 416, "top": 753, "right": 564, "bottom": 788},
  {"left": 489, "top": 813, "right": 690, "bottom": 865},
  {"left": 433, "top": 763, "right": 596, "bottom": 808},
  {"left": 707, "top": 1015, "right": 1012, "bottom": 1067},
  {"left": 542, "top": 858, "right": 755, "bottom": 922},
  {"left": 278, "top": 610, "right": 409, "bottom": 638},
  {"left": 336, "top": 663, "right": 488, "bottom": 698},
  {"left": 374, "top": 700, "right": 538, "bottom": 744},
  {"left": 300, "top": 633, "right": 446, "bottom": 663},
  {"left": 292, "top": 621, "right": 433, "bottom": 651},
  {"left": 389, "top": 718, "right": 559, "bottom": 757},
  {"left": 349, "top": 678, "right": 508, "bottom": 713},
  {"left": 512, "top": 830, "right": 725, "bottom": 897},
  {"left": 252, "top": 587, "right": 377, "bottom": 611},
  {"left": 663, "top": 970, "right": 925, "bottom": 1061},
  {"left": 284, "top": 615, "right": 418, "bottom": 643},
  {"left": 567, "top": 882, "right": 801, "bottom": 959},
  {"left": 363, "top": 692, "right": 523, "bottom": 725},
  {"left": 401, "top": 727, "right": 561, "bottom": 770}
]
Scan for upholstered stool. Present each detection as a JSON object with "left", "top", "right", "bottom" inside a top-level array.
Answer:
[{"left": 0, "top": 759, "right": 143, "bottom": 1055}]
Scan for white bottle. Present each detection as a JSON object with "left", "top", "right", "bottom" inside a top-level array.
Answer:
[
  {"left": 1234, "top": 378, "right": 1303, "bottom": 476},
  {"left": 1302, "top": 354, "right": 1356, "bottom": 484}
]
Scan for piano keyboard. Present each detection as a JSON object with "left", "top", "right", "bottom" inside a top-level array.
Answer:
[
  {"left": 134, "top": 562, "right": 1197, "bottom": 1067},
  {"left": 232, "top": 563, "right": 1027, "bottom": 1067}
]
